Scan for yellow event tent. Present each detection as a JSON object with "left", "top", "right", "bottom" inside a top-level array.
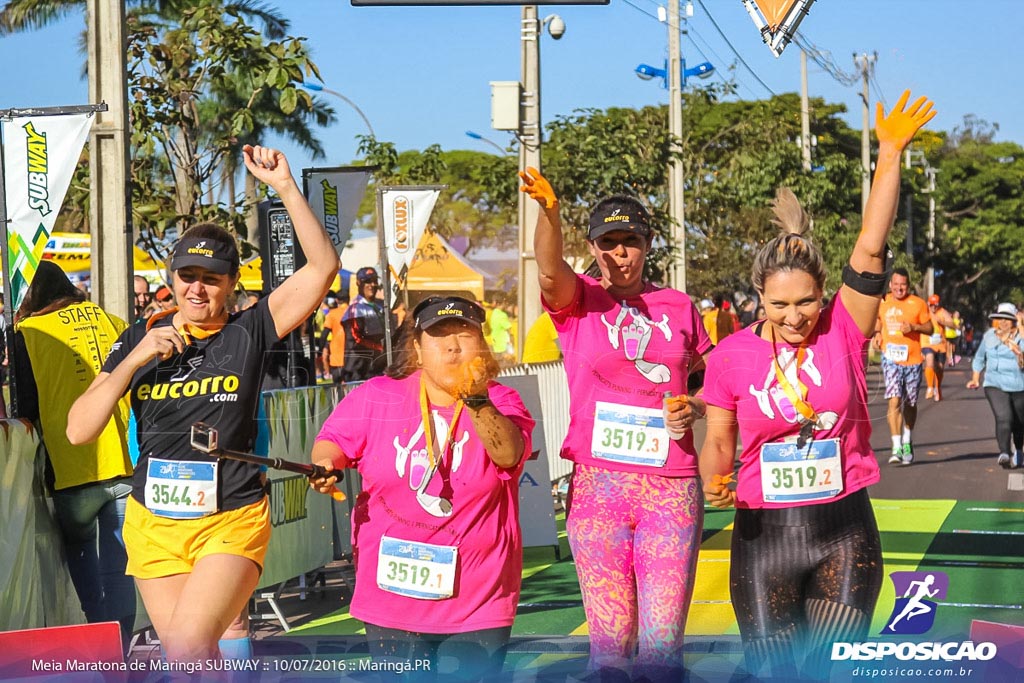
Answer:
[
  {"left": 42, "top": 231, "right": 481, "bottom": 300},
  {"left": 43, "top": 232, "right": 266, "bottom": 291},
  {"left": 406, "top": 230, "right": 485, "bottom": 302},
  {"left": 43, "top": 232, "right": 165, "bottom": 281}
]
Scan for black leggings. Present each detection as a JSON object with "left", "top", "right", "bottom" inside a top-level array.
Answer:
[
  {"left": 364, "top": 623, "right": 511, "bottom": 682},
  {"left": 730, "top": 489, "right": 882, "bottom": 680},
  {"left": 983, "top": 386, "right": 1024, "bottom": 455}
]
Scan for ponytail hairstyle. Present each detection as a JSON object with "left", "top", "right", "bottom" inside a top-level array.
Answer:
[{"left": 751, "top": 188, "right": 826, "bottom": 293}]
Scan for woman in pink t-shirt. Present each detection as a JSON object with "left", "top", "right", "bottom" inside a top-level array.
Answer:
[
  {"left": 520, "top": 172, "right": 712, "bottom": 679},
  {"left": 700, "top": 91, "right": 936, "bottom": 680},
  {"left": 309, "top": 296, "right": 534, "bottom": 679}
]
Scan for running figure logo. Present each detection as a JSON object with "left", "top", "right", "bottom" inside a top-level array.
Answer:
[
  {"left": 599, "top": 302, "right": 674, "bottom": 383},
  {"left": 747, "top": 346, "right": 839, "bottom": 430},
  {"left": 882, "top": 571, "right": 949, "bottom": 635}
]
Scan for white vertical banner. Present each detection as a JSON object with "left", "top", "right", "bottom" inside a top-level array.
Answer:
[
  {"left": 380, "top": 187, "right": 440, "bottom": 301},
  {"left": 303, "top": 167, "right": 373, "bottom": 258},
  {"left": 2, "top": 113, "right": 93, "bottom": 310}
]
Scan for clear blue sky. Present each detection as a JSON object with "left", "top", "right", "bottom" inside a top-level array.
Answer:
[{"left": 0, "top": 0, "right": 1019, "bottom": 175}]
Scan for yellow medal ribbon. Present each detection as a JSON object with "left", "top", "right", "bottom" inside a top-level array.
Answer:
[
  {"left": 146, "top": 307, "right": 226, "bottom": 345},
  {"left": 419, "top": 374, "right": 465, "bottom": 471},
  {"left": 769, "top": 326, "right": 819, "bottom": 427}
]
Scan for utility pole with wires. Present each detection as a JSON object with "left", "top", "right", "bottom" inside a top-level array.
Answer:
[
  {"left": 854, "top": 52, "right": 877, "bottom": 217},
  {"left": 904, "top": 149, "right": 914, "bottom": 259},
  {"left": 924, "top": 165, "right": 937, "bottom": 298},
  {"left": 667, "top": 0, "right": 685, "bottom": 291},
  {"left": 800, "top": 48, "right": 811, "bottom": 172}
]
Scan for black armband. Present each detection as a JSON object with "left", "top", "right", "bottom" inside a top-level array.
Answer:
[{"left": 842, "top": 246, "right": 893, "bottom": 296}]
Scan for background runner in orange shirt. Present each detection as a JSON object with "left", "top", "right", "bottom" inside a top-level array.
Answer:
[
  {"left": 874, "top": 268, "right": 931, "bottom": 464},
  {"left": 922, "top": 294, "right": 959, "bottom": 401}
]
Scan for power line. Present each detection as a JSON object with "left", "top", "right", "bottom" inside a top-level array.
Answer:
[
  {"left": 621, "top": 0, "right": 664, "bottom": 24},
  {"left": 694, "top": 0, "right": 776, "bottom": 96},
  {"left": 791, "top": 33, "right": 859, "bottom": 87},
  {"left": 868, "top": 72, "right": 888, "bottom": 111},
  {"left": 685, "top": 25, "right": 763, "bottom": 99},
  {"left": 618, "top": 0, "right": 738, "bottom": 93}
]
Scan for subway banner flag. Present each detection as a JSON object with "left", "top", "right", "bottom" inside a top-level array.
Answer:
[
  {"left": 304, "top": 167, "right": 374, "bottom": 258},
  {"left": 2, "top": 113, "right": 93, "bottom": 309}
]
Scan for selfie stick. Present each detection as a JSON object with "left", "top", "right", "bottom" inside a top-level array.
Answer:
[{"left": 191, "top": 422, "right": 346, "bottom": 501}]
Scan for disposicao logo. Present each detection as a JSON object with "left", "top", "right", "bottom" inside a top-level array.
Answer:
[
  {"left": 831, "top": 570, "right": 998, "bottom": 663},
  {"left": 883, "top": 571, "right": 947, "bottom": 635}
]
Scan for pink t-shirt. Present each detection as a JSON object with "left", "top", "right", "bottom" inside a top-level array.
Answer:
[
  {"left": 315, "top": 372, "right": 534, "bottom": 633},
  {"left": 545, "top": 274, "right": 711, "bottom": 476},
  {"left": 702, "top": 291, "right": 880, "bottom": 508}
]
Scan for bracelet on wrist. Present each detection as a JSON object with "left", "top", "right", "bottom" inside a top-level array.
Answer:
[{"left": 462, "top": 394, "right": 490, "bottom": 410}]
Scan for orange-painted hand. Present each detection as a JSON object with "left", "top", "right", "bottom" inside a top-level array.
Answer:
[
  {"left": 875, "top": 90, "right": 936, "bottom": 151},
  {"left": 664, "top": 394, "right": 688, "bottom": 412},
  {"left": 711, "top": 472, "right": 734, "bottom": 489},
  {"left": 663, "top": 394, "right": 690, "bottom": 439},
  {"left": 704, "top": 472, "right": 736, "bottom": 509},
  {"left": 518, "top": 166, "right": 558, "bottom": 209},
  {"left": 309, "top": 460, "right": 345, "bottom": 502},
  {"left": 455, "top": 356, "right": 497, "bottom": 398}
]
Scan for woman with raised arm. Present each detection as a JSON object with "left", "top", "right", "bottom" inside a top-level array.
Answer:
[
  {"left": 519, "top": 174, "right": 712, "bottom": 680},
  {"left": 309, "top": 296, "right": 534, "bottom": 680},
  {"left": 67, "top": 145, "right": 339, "bottom": 664},
  {"left": 699, "top": 91, "right": 935, "bottom": 679}
]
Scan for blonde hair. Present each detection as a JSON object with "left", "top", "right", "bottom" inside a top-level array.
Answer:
[{"left": 751, "top": 188, "right": 825, "bottom": 292}]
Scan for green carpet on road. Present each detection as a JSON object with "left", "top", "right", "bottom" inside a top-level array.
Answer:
[{"left": 288, "top": 501, "right": 1024, "bottom": 640}]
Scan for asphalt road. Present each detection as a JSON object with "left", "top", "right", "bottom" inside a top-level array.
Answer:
[{"left": 863, "top": 365, "right": 1024, "bottom": 502}]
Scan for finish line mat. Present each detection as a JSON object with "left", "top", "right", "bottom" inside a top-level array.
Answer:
[{"left": 287, "top": 499, "right": 1024, "bottom": 640}]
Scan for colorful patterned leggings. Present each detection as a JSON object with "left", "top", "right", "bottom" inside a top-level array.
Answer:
[{"left": 566, "top": 463, "right": 703, "bottom": 676}]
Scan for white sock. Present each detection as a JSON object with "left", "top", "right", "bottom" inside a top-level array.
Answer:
[
  {"left": 892, "top": 435, "right": 902, "bottom": 451},
  {"left": 903, "top": 427, "right": 912, "bottom": 444}
]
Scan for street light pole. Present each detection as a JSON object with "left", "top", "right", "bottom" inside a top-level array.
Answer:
[
  {"left": 301, "top": 82, "right": 376, "bottom": 138},
  {"left": 667, "top": 0, "right": 685, "bottom": 291},
  {"left": 517, "top": 5, "right": 542, "bottom": 361},
  {"left": 465, "top": 130, "right": 506, "bottom": 155}
]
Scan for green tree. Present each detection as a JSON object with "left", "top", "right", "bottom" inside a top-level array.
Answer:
[
  {"left": 536, "top": 91, "right": 867, "bottom": 296},
  {"left": 126, "top": 2, "right": 324, "bottom": 237},
  {"left": 354, "top": 136, "right": 518, "bottom": 256},
  {"left": 1, "top": 0, "right": 332, "bottom": 255},
  {"left": 931, "top": 116, "right": 1024, "bottom": 319}
]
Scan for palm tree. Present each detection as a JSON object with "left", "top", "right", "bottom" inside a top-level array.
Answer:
[
  {"left": 0, "top": 0, "right": 289, "bottom": 38},
  {"left": 1, "top": 0, "right": 335, "bottom": 250}
]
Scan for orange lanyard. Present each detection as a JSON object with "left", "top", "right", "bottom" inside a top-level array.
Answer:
[
  {"left": 419, "top": 375, "right": 465, "bottom": 470},
  {"left": 770, "top": 327, "right": 818, "bottom": 426},
  {"left": 146, "top": 308, "right": 224, "bottom": 345}
]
